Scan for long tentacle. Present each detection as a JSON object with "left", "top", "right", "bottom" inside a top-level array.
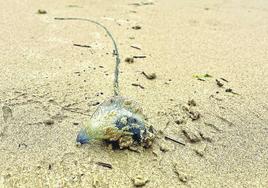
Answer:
[{"left": 54, "top": 17, "right": 121, "bottom": 96}]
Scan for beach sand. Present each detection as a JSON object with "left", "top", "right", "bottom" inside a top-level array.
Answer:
[{"left": 0, "top": 0, "right": 268, "bottom": 187}]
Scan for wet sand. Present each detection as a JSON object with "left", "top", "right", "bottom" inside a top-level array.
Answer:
[{"left": 0, "top": 0, "right": 268, "bottom": 187}]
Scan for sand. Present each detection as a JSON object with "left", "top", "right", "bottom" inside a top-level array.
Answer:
[{"left": 0, "top": 0, "right": 268, "bottom": 187}]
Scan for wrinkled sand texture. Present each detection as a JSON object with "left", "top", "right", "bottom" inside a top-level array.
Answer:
[{"left": 0, "top": 0, "right": 268, "bottom": 187}]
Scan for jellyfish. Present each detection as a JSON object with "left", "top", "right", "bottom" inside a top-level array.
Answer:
[{"left": 55, "top": 17, "right": 155, "bottom": 149}]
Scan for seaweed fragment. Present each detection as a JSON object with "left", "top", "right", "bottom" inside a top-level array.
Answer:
[
  {"left": 142, "top": 71, "right": 156, "bottom": 80},
  {"left": 193, "top": 73, "right": 212, "bottom": 80},
  {"left": 37, "top": 9, "right": 47, "bottom": 14}
]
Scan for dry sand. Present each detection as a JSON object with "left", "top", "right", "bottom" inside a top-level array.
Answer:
[{"left": 0, "top": 0, "right": 268, "bottom": 187}]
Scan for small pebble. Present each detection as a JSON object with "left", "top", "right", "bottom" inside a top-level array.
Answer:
[
  {"left": 125, "top": 57, "right": 134, "bottom": 63},
  {"left": 132, "top": 25, "right": 142, "bottom": 30},
  {"left": 43, "top": 119, "right": 54, "bottom": 125},
  {"left": 76, "top": 142, "right": 82, "bottom": 147},
  {"left": 177, "top": 172, "right": 189, "bottom": 183},
  {"left": 175, "top": 119, "right": 185, "bottom": 125},
  {"left": 216, "top": 79, "right": 224, "bottom": 87},
  {"left": 159, "top": 142, "right": 170, "bottom": 152},
  {"left": 2, "top": 105, "right": 13, "bottom": 122},
  {"left": 18, "top": 143, "right": 27, "bottom": 149},
  {"left": 193, "top": 143, "right": 207, "bottom": 157},
  {"left": 92, "top": 102, "right": 100, "bottom": 106},
  {"left": 48, "top": 98, "right": 55, "bottom": 102},
  {"left": 225, "top": 88, "right": 232, "bottom": 92},
  {"left": 132, "top": 176, "right": 149, "bottom": 187},
  {"left": 187, "top": 99, "right": 197, "bottom": 106},
  {"left": 173, "top": 164, "right": 191, "bottom": 183},
  {"left": 188, "top": 111, "right": 200, "bottom": 120}
]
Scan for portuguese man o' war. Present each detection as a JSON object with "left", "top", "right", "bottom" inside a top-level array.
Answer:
[{"left": 55, "top": 17, "right": 155, "bottom": 149}]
